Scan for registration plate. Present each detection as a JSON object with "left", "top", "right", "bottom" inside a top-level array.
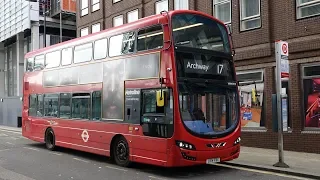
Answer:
[{"left": 206, "top": 158, "right": 220, "bottom": 164}]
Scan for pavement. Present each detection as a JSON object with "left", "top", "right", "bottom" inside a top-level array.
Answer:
[{"left": 0, "top": 125, "right": 318, "bottom": 180}]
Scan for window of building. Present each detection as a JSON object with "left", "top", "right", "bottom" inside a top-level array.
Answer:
[
  {"left": 34, "top": 55, "right": 45, "bottom": 71},
  {"left": 26, "top": 57, "right": 34, "bottom": 72},
  {"left": 74, "top": 43, "right": 93, "bottom": 63},
  {"left": 213, "top": 0, "right": 231, "bottom": 24},
  {"left": 174, "top": 0, "right": 189, "bottom": 10},
  {"left": 155, "top": 0, "right": 169, "bottom": 14},
  {"left": 113, "top": 0, "right": 122, "bottom": 3},
  {"left": 92, "top": 0, "right": 100, "bottom": 12},
  {"left": 237, "top": 69, "right": 265, "bottom": 128},
  {"left": 240, "top": 0, "right": 261, "bottom": 31},
  {"left": 127, "top": 9, "right": 139, "bottom": 23},
  {"left": 29, "top": 94, "right": 37, "bottom": 116},
  {"left": 60, "top": 93, "right": 71, "bottom": 119},
  {"left": 92, "top": 91, "right": 102, "bottom": 120},
  {"left": 92, "top": 23, "right": 101, "bottom": 33},
  {"left": 81, "top": 0, "right": 89, "bottom": 16},
  {"left": 297, "top": 0, "right": 320, "bottom": 19},
  {"left": 37, "top": 94, "right": 44, "bottom": 117},
  {"left": 72, "top": 93, "right": 91, "bottom": 119},
  {"left": 109, "top": 32, "right": 135, "bottom": 57},
  {"left": 94, "top": 38, "right": 108, "bottom": 60},
  {"left": 44, "top": 94, "right": 59, "bottom": 117},
  {"left": 302, "top": 64, "right": 320, "bottom": 128},
  {"left": 61, "top": 48, "right": 73, "bottom": 66},
  {"left": 113, "top": 15, "right": 123, "bottom": 27},
  {"left": 45, "top": 50, "right": 60, "bottom": 68},
  {"left": 137, "top": 25, "right": 163, "bottom": 51},
  {"left": 80, "top": 27, "right": 89, "bottom": 37}
]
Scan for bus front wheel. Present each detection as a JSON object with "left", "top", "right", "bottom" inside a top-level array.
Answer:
[
  {"left": 45, "top": 128, "right": 56, "bottom": 151},
  {"left": 112, "top": 136, "right": 131, "bottom": 167}
]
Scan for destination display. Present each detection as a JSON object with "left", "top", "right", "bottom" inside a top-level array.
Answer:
[{"left": 176, "top": 52, "right": 232, "bottom": 80}]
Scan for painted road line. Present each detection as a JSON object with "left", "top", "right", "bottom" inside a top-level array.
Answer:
[
  {"left": 73, "top": 158, "right": 89, "bottom": 163},
  {"left": 0, "top": 149, "right": 11, "bottom": 152},
  {"left": 105, "top": 165, "right": 128, "bottom": 172},
  {"left": 148, "top": 176, "right": 168, "bottom": 180},
  {"left": 49, "top": 152, "right": 62, "bottom": 156},
  {"left": 0, "top": 133, "right": 8, "bottom": 137},
  {"left": 23, "top": 147, "right": 40, "bottom": 152},
  {"left": 5, "top": 142, "right": 14, "bottom": 145},
  {"left": 0, "top": 129, "right": 22, "bottom": 135},
  {"left": 10, "top": 137, "right": 19, "bottom": 140},
  {"left": 215, "top": 163, "right": 312, "bottom": 180}
]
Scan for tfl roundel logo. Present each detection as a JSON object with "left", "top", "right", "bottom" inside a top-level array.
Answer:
[{"left": 282, "top": 43, "right": 288, "bottom": 55}]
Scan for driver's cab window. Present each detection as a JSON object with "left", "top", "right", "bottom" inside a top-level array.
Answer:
[{"left": 141, "top": 89, "right": 173, "bottom": 138}]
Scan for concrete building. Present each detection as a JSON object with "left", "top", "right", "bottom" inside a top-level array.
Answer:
[
  {"left": 78, "top": 0, "right": 320, "bottom": 154},
  {"left": 0, "top": 0, "right": 76, "bottom": 127}
]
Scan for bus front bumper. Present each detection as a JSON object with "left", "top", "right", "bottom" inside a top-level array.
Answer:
[{"left": 168, "top": 144, "right": 240, "bottom": 167}]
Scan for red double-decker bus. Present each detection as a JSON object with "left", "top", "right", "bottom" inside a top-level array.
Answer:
[{"left": 22, "top": 10, "right": 240, "bottom": 167}]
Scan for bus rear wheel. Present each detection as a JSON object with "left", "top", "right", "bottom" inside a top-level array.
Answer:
[
  {"left": 112, "top": 136, "right": 131, "bottom": 167},
  {"left": 45, "top": 128, "right": 56, "bottom": 151}
]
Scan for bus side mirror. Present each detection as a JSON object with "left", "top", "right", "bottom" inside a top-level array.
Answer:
[{"left": 156, "top": 90, "right": 165, "bottom": 107}]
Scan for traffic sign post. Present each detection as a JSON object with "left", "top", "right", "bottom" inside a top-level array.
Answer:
[{"left": 273, "top": 40, "right": 289, "bottom": 168}]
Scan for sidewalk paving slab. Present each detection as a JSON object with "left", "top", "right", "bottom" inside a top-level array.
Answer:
[{"left": 225, "top": 146, "right": 320, "bottom": 179}]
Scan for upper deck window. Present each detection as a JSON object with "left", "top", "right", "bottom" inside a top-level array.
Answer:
[
  {"left": 45, "top": 50, "right": 60, "bottom": 68},
  {"left": 26, "top": 57, "right": 34, "bottom": 72},
  {"left": 172, "top": 13, "right": 231, "bottom": 54},
  {"left": 94, "top": 38, "right": 108, "bottom": 60},
  {"left": 74, "top": 43, "right": 93, "bottom": 63},
  {"left": 109, "top": 32, "right": 135, "bottom": 57},
  {"left": 61, "top": 48, "right": 73, "bottom": 66},
  {"left": 137, "top": 25, "right": 163, "bottom": 51},
  {"left": 34, "top": 55, "right": 45, "bottom": 71}
]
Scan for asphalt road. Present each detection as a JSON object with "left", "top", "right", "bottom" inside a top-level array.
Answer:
[{"left": 0, "top": 129, "right": 312, "bottom": 180}]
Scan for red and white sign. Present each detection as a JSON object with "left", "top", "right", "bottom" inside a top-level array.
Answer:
[{"left": 280, "top": 41, "right": 288, "bottom": 56}]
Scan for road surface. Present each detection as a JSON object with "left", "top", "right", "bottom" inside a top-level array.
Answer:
[{"left": 0, "top": 129, "right": 313, "bottom": 180}]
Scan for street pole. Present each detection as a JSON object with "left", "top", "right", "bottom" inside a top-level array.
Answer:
[
  {"left": 273, "top": 40, "right": 289, "bottom": 168},
  {"left": 60, "top": 12, "right": 62, "bottom": 43},
  {"left": 43, "top": 0, "right": 46, "bottom": 47}
]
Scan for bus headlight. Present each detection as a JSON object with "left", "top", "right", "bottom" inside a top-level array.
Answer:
[
  {"left": 176, "top": 141, "right": 196, "bottom": 150},
  {"left": 234, "top": 137, "right": 241, "bottom": 145}
]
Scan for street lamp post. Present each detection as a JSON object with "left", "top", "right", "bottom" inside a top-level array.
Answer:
[{"left": 42, "top": 0, "right": 47, "bottom": 47}]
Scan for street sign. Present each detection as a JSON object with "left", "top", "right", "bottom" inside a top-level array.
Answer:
[{"left": 274, "top": 40, "right": 289, "bottom": 168}]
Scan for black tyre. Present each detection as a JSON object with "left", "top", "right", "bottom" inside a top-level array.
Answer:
[
  {"left": 45, "top": 128, "right": 56, "bottom": 151},
  {"left": 112, "top": 136, "right": 131, "bottom": 167}
]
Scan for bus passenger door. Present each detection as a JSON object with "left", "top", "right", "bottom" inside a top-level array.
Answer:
[{"left": 128, "top": 89, "right": 173, "bottom": 166}]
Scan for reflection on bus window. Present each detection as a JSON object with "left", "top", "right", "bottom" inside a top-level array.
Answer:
[
  {"left": 37, "top": 94, "right": 44, "bottom": 117},
  {"left": 60, "top": 93, "right": 71, "bottom": 119},
  {"left": 34, "top": 55, "right": 45, "bottom": 71},
  {"left": 72, "top": 93, "right": 91, "bottom": 119},
  {"left": 61, "top": 48, "right": 73, "bottom": 66},
  {"left": 45, "top": 51, "right": 60, "bottom": 68},
  {"left": 94, "top": 38, "right": 108, "bottom": 60},
  {"left": 74, "top": 43, "right": 93, "bottom": 63},
  {"left": 26, "top": 58, "right": 34, "bottom": 72},
  {"left": 137, "top": 25, "right": 163, "bottom": 51},
  {"left": 44, "top": 94, "right": 59, "bottom": 117},
  {"left": 92, "top": 91, "right": 102, "bottom": 120},
  {"left": 29, "top": 94, "right": 37, "bottom": 116},
  {"left": 109, "top": 32, "right": 135, "bottom": 57}
]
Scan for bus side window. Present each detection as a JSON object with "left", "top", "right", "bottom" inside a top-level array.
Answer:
[
  {"left": 94, "top": 39, "right": 108, "bottom": 60},
  {"left": 92, "top": 91, "right": 102, "bottom": 120},
  {"left": 34, "top": 55, "right": 45, "bottom": 71},
  {"left": 137, "top": 25, "right": 163, "bottom": 51},
  {"left": 109, "top": 31, "right": 135, "bottom": 57},
  {"left": 37, "top": 94, "right": 44, "bottom": 117},
  {"left": 61, "top": 48, "right": 73, "bottom": 66},
  {"left": 44, "top": 94, "right": 59, "bottom": 117},
  {"left": 26, "top": 57, "right": 34, "bottom": 72},
  {"left": 29, "top": 94, "right": 37, "bottom": 116},
  {"left": 72, "top": 93, "right": 91, "bottom": 120},
  {"left": 60, "top": 93, "right": 72, "bottom": 119}
]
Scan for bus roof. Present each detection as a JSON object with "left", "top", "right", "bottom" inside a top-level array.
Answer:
[{"left": 24, "top": 10, "right": 224, "bottom": 58}]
